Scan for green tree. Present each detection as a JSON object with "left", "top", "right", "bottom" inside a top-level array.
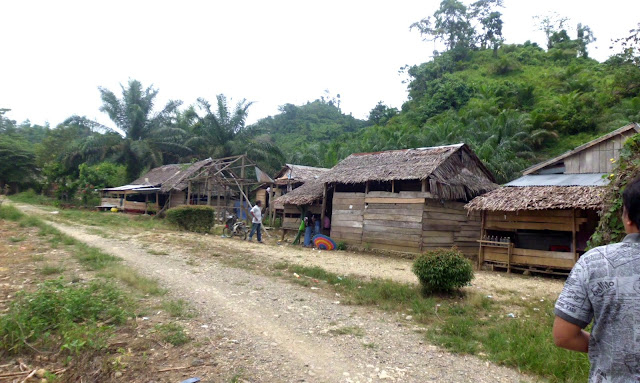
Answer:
[
  {"left": 186, "top": 95, "right": 285, "bottom": 174},
  {"left": 0, "top": 110, "right": 37, "bottom": 191},
  {"left": 368, "top": 102, "right": 399, "bottom": 126},
  {"left": 91, "top": 79, "right": 188, "bottom": 181}
]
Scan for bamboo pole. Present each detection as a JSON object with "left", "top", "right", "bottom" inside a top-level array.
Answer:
[
  {"left": 187, "top": 181, "right": 192, "bottom": 205},
  {"left": 320, "top": 183, "right": 327, "bottom": 235}
]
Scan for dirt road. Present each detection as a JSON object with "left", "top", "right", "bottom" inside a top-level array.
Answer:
[{"left": 16, "top": 204, "right": 543, "bottom": 382}]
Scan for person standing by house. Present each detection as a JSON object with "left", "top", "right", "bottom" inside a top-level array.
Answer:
[
  {"left": 303, "top": 211, "right": 313, "bottom": 247},
  {"left": 553, "top": 177, "right": 640, "bottom": 382},
  {"left": 248, "top": 200, "right": 263, "bottom": 243}
]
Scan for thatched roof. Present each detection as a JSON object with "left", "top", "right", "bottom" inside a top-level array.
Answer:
[
  {"left": 274, "top": 164, "right": 328, "bottom": 185},
  {"left": 465, "top": 186, "right": 604, "bottom": 212},
  {"left": 132, "top": 158, "right": 213, "bottom": 193},
  {"left": 276, "top": 144, "right": 498, "bottom": 205},
  {"left": 324, "top": 144, "right": 497, "bottom": 200},
  {"left": 274, "top": 179, "right": 325, "bottom": 206}
]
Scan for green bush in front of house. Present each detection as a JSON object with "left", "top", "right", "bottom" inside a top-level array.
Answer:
[
  {"left": 166, "top": 205, "right": 215, "bottom": 233},
  {"left": 412, "top": 248, "right": 473, "bottom": 294}
]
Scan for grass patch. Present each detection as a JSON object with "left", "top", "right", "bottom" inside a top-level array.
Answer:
[
  {"left": 155, "top": 323, "right": 190, "bottom": 346},
  {"left": 0, "top": 278, "right": 131, "bottom": 355},
  {"left": 278, "top": 263, "right": 588, "bottom": 382},
  {"left": 0, "top": 205, "right": 24, "bottom": 221},
  {"left": 8, "top": 190, "right": 56, "bottom": 205},
  {"left": 148, "top": 249, "right": 169, "bottom": 255},
  {"left": 100, "top": 265, "right": 166, "bottom": 296},
  {"left": 9, "top": 236, "right": 26, "bottom": 242},
  {"left": 73, "top": 242, "right": 120, "bottom": 270},
  {"left": 39, "top": 263, "right": 66, "bottom": 275},
  {"left": 329, "top": 326, "right": 365, "bottom": 337},
  {"left": 162, "top": 299, "right": 194, "bottom": 318}
]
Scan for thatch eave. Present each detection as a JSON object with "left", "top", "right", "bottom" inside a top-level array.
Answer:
[{"left": 465, "top": 186, "right": 605, "bottom": 212}]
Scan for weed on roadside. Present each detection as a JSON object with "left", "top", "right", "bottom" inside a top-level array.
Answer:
[
  {"left": 99, "top": 265, "right": 166, "bottom": 296},
  {"left": 155, "top": 323, "right": 190, "bottom": 346},
  {"left": 329, "top": 326, "right": 365, "bottom": 337},
  {"left": 9, "top": 236, "right": 25, "bottom": 242},
  {"left": 39, "top": 263, "right": 66, "bottom": 275},
  {"left": 0, "top": 278, "right": 131, "bottom": 355},
  {"left": 162, "top": 299, "right": 195, "bottom": 318}
]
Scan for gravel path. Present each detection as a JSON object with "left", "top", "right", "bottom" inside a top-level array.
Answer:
[{"left": 16, "top": 204, "right": 541, "bottom": 382}]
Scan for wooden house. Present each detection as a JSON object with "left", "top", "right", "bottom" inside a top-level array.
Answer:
[
  {"left": 276, "top": 144, "right": 498, "bottom": 256},
  {"left": 99, "top": 158, "right": 213, "bottom": 213},
  {"left": 465, "top": 123, "right": 640, "bottom": 274}
]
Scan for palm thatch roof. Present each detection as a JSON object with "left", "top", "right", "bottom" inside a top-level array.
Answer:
[
  {"left": 274, "top": 164, "right": 329, "bottom": 185},
  {"left": 276, "top": 144, "right": 498, "bottom": 205},
  {"left": 274, "top": 179, "right": 325, "bottom": 206},
  {"left": 465, "top": 186, "right": 604, "bottom": 212},
  {"left": 132, "top": 158, "right": 213, "bottom": 193},
  {"left": 324, "top": 144, "right": 497, "bottom": 200}
]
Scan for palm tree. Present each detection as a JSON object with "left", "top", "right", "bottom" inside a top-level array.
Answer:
[
  {"left": 187, "top": 95, "right": 284, "bottom": 174},
  {"left": 93, "top": 79, "right": 188, "bottom": 181}
]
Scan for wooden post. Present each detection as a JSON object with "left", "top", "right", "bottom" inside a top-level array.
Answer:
[
  {"left": 144, "top": 194, "right": 149, "bottom": 214},
  {"left": 270, "top": 183, "right": 275, "bottom": 226},
  {"left": 239, "top": 182, "right": 244, "bottom": 221},
  {"left": 365, "top": 181, "right": 370, "bottom": 194},
  {"left": 391, "top": 180, "right": 395, "bottom": 193},
  {"left": 320, "top": 183, "right": 327, "bottom": 234},
  {"left": 207, "top": 177, "right": 212, "bottom": 206},
  {"left": 478, "top": 211, "right": 486, "bottom": 269},
  {"left": 421, "top": 179, "right": 427, "bottom": 193},
  {"left": 572, "top": 209, "right": 578, "bottom": 263},
  {"left": 507, "top": 242, "right": 513, "bottom": 273},
  {"left": 187, "top": 181, "right": 192, "bottom": 206},
  {"left": 217, "top": 184, "right": 221, "bottom": 221}
]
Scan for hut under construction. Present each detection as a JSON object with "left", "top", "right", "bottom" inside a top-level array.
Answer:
[
  {"left": 465, "top": 122, "right": 640, "bottom": 274},
  {"left": 276, "top": 143, "right": 498, "bottom": 256}
]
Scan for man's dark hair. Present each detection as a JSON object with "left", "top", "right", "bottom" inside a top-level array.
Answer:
[
  {"left": 623, "top": 176, "right": 640, "bottom": 228},
  {"left": 256, "top": 200, "right": 262, "bottom": 206}
]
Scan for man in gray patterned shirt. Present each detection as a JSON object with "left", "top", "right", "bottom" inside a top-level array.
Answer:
[{"left": 554, "top": 177, "right": 640, "bottom": 382}]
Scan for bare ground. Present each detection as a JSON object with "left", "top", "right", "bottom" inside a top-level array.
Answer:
[{"left": 10, "top": 203, "right": 557, "bottom": 382}]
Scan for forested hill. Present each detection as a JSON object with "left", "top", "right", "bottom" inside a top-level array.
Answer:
[
  {"left": 253, "top": 42, "right": 640, "bottom": 183},
  {"left": 250, "top": 99, "right": 367, "bottom": 165}
]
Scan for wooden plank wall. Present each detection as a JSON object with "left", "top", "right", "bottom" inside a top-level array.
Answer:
[
  {"left": 282, "top": 204, "right": 322, "bottom": 230},
  {"left": 483, "top": 247, "right": 574, "bottom": 269},
  {"left": 564, "top": 132, "right": 633, "bottom": 173},
  {"left": 486, "top": 209, "right": 586, "bottom": 232},
  {"left": 331, "top": 192, "right": 365, "bottom": 245},
  {"left": 362, "top": 197, "right": 424, "bottom": 253},
  {"left": 422, "top": 200, "right": 480, "bottom": 258}
]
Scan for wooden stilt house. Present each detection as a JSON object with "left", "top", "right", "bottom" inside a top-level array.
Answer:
[
  {"left": 277, "top": 144, "right": 498, "bottom": 257},
  {"left": 465, "top": 123, "right": 640, "bottom": 274}
]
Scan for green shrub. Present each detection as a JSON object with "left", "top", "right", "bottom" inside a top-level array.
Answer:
[
  {"left": 412, "top": 248, "right": 473, "bottom": 294},
  {"left": 336, "top": 241, "right": 347, "bottom": 251},
  {"left": 166, "top": 205, "right": 215, "bottom": 233}
]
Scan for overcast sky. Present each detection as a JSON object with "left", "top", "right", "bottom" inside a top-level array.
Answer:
[{"left": 1, "top": 0, "right": 637, "bottom": 129}]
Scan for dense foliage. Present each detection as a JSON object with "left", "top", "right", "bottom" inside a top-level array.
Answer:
[
  {"left": 413, "top": 248, "right": 474, "bottom": 293},
  {"left": 166, "top": 205, "right": 216, "bottom": 233}
]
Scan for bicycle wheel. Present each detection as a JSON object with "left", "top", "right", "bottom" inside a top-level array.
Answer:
[{"left": 222, "top": 227, "right": 232, "bottom": 238}]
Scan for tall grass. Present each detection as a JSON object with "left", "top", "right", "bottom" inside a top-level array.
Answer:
[{"left": 9, "top": 189, "right": 56, "bottom": 205}]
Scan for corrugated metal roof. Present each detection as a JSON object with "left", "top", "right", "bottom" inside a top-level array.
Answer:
[
  {"left": 102, "top": 185, "right": 159, "bottom": 192},
  {"left": 505, "top": 173, "right": 609, "bottom": 187}
]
